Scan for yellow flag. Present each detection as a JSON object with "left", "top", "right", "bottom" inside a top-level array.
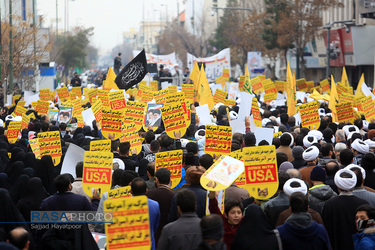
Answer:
[
  {"left": 286, "top": 62, "right": 296, "bottom": 116},
  {"left": 341, "top": 67, "right": 350, "bottom": 87},
  {"left": 190, "top": 62, "right": 200, "bottom": 102},
  {"left": 198, "top": 66, "right": 215, "bottom": 110},
  {"left": 329, "top": 75, "right": 338, "bottom": 122},
  {"left": 243, "top": 64, "right": 252, "bottom": 94},
  {"left": 355, "top": 73, "right": 365, "bottom": 98},
  {"left": 103, "top": 67, "right": 119, "bottom": 90}
]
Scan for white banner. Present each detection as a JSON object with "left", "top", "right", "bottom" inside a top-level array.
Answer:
[
  {"left": 187, "top": 48, "right": 231, "bottom": 81},
  {"left": 132, "top": 50, "right": 177, "bottom": 67}
]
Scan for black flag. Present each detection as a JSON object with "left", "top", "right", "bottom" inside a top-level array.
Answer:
[{"left": 115, "top": 49, "right": 148, "bottom": 90}]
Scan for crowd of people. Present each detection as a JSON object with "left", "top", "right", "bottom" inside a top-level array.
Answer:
[{"left": 0, "top": 89, "right": 375, "bottom": 250}]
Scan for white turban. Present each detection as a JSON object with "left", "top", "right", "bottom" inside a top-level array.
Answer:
[
  {"left": 214, "top": 102, "right": 225, "bottom": 109},
  {"left": 283, "top": 178, "right": 308, "bottom": 196},
  {"left": 308, "top": 130, "right": 323, "bottom": 141},
  {"left": 343, "top": 125, "right": 359, "bottom": 136},
  {"left": 5, "top": 115, "right": 14, "bottom": 122},
  {"left": 334, "top": 169, "right": 357, "bottom": 191},
  {"left": 195, "top": 129, "right": 205, "bottom": 141},
  {"left": 363, "top": 120, "right": 369, "bottom": 131},
  {"left": 345, "top": 163, "right": 366, "bottom": 180},
  {"left": 112, "top": 158, "right": 125, "bottom": 171},
  {"left": 229, "top": 111, "right": 238, "bottom": 120},
  {"left": 352, "top": 139, "right": 369, "bottom": 154},
  {"left": 318, "top": 108, "right": 326, "bottom": 116},
  {"left": 282, "top": 132, "right": 294, "bottom": 147},
  {"left": 180, "top": 138, "right": 190, "bottom": 148},
  {"left": 262, "top": 118, "right": 272, "bottom": 127},
  {"left": 365, "top": 139, "right": 375, "bottom": 149},
  {"left": 303, "top": 135, "right": 318, "bottom": 148},
  {"left": 302, "top": 146, "right": 320, "bottom": 162}
]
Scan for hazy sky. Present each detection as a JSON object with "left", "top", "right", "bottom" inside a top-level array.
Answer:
[{"left": 37, "top": 0, "right": 180, "bottom": 54}]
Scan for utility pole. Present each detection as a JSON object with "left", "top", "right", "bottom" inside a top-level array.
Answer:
[
  {"left": 9, "top": 0, "right": 13, "bottom": 93},
  {"left": 56, "top": 0, "right": 58, "bottom": 40},
  {"left": 33, "top": 0, "right": 38, "bottom": 91}
]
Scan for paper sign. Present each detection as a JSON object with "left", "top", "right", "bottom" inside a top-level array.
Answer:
[
  {"left": 101, "top": 109, "right": 124, "bottom": 140},
  {"left": 57, "top": 87, "right": 70, "bottom": 100},
  {"left": 182, "top": 84, "right": 194, "bottom": 103},
  {"left": 82, "top": 151, "right": 113, "bottom": 198},
  {"left": 90, "top": 140, "right": 111, "bottom": 151},
  {"left": 76, "top": 114, "right": 84, "bottom": 127},
  {"left": 29, "top": 138, "right": 41, "bottom": 159},
  {"left": 213, "top": 89, "right": 228, "bottom": 104},
  {"left": 104, "top": 196, "right": 151, "bottom": 250},
  {"left": 223, "top": 99, "right": 236, "bottom": 107},
  {"left": 39, "top": 88, "right": 51, "bottom": 101},
  {"left": 201, "top": 155, "right": 244, "bottom": 191},
  {"left": 124, "top": 101, "right": 147, "bottom": 131},
  {"left": 306, "top": 81, "right": 315, "bottom": 91},
  {"left": 251, "top": 98, "right": 262, "bottom": 127},
  {"left": 60, "top": 143, "right": 85, "bottom": 178},
  {"left": 82, "top": 108, "right": 95, "bottom": 129},
  {"left": 38, "top": 131, "right": 62, "bottom": 166},
  {"left": 92, "top": 100, "right": 103, "bottom": 126},
  {"left": 336, "top": 101, "right": 355, "bottom": 123},
  {"left": 231, "top": 145, "right": 278, "bottom": 199},
  {"left": 109, "top": 90, "right": 126, "bottom": 110},
  {"left": 6, "top": 121, "right": 21, "bottom": 143},
  {"left": 12, "top": 94, "right": 21, "bottom": 105},
  {"left": 298, "top": 101, "right": 321, "bottom": 130},
  {"left": 161, "top": 103, "right": 187, "bottom": 139},
  {"left": 155, "top": 150, "right": 183, "bottom": 189},
  {"left": 195, "top": 104, "right": 212, "bottom": 126},
  {"left": 108, "top": 186, "right": 131, "bottom": 199},
  {"left": 254, "top": 127, "right": 274, "bottom": 145},
  {"left": 229, "top": 118, "right": 246, "bottom": 134},
  {"left": 205, "top": 125, "right": 232, "bottom": 156}
]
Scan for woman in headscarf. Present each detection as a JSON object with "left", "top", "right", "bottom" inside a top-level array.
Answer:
[
  {"left": 0, "top": 173, "right": 12, "bottom": 190},
  {"left": 17, "top": 177, "right": 49, "bottom": 222},
  {"left": 6, "top": 161, "right": 25, "bottom": 186},
  {"left": 8, "top": 147, "right": 26, "bottom": 166},
  {"left": 0, "top": 134, "right": 9, "bottom": 145},
  {"left": 0, "top": 140, "right": 9, "bottom": 151},
  {"left": 231, "top": 204, "right": 281, "bottom": 250},
  {"left": 0, "top": 149, "right": 9, "bottom": 165},
  {"left": 73, "top": 127, "right": 83, "bottom": 140},
  {"left": 10, "top": 174, "right": 30, "bottom": 204},
  {"left": 0, "top": 188, "right": 27, "bottom": 235},
  {"left": 22, "top": 168, "right": 34, "bottom": 178},
  {"left": 23, "top": 152, "right": 38, "bottom": 170},
  {"left": 35, "top": 155, "right": 57, "bottom": 194}
]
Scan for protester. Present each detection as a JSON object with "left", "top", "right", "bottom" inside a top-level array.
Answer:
[
  {"left": 196, "top": 214, "right": 226, "bottom": 250},
  {"left": 353, "top": 204, "right": 375, "bottom": 249}
]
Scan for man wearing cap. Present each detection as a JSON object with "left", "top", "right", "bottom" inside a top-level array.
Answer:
[
  {"left": 276, "top": 133, "right": 294, "bottom": 162},
  {"left": 322, "top": 169, "right": 369, "bottom": 250},
  {"left": 348, "top": 165, "right": 375, "bottom": 207},
  {"left": 351, "top": 139, "right": 370, "bottom": 165},
  {"left": 299, "top": 146, "right": 320, "bottom": 188},
  {"left": 275, "top": 178, "right": 323, "bottom": 227},
  {"left": 291, "top": 146, "right": 306, "bottom": 169},
  {"left": 308, "top": 167, "right": 337, "bottom": 214}
]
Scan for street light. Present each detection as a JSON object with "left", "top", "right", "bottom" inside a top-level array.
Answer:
[{"left": 322, "top": 20, "right": 356, "bottom": 79}]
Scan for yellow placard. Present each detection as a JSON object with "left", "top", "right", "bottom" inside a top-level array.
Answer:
[
  {"left": 238, "top": 76, "right": 245, "bottom": 92},
  {"left": 13, "top": 95, "right": 21, "bottom": 105},
  {"left": 91, "top": 100, "right": 103, "bottom": 126},
  {"left": 119, "top": 124, "right": 143, "bottom": 155},
  {"left": 29, "top": 138, "right": 41, "bottom": 159},
  {"left": 108, "top": 186, "right": 131, "bottom": 199},
  {"left": 306, "top": 81, "right": 315, "bottom": 91},
  {"left": 320, "top": 79, "right": 330, "bottom": 93},
  {"left": 104, "top": 196, "right": 151, "bottom": 250},
  {"left": 87, "top": 89, "right": 98, "bottom": 104},
  {"left": 232, "top": 146, "right": 279, "bottom": 200},
  {"left": 336, "top": 101, "right": 355, "bottom": 123},
  {"left": 35, "top": 100, "right": 49, "bottom": 115},
  {"left": 205, "top": 125, "right": 232, "bottom": 157},
  {"left": 14, "top": 106, "right": 27, "bottom": 117},
  {"left": 215, "top": 76, "right": 226, "bottom": 86},
  {"left": 97, "top": 89, "right": 110, "bottom": 108},
  {"left": 164, "top": 92, "right": 185, "bottom": 106},
  {"left": 139, "top": 90, "right": 154, "bottom": 103},
  {"left": 263, "top": 93, "right": 277, "bottom": 103},
  {"left": 139, "top": 81, "right": 150, "bottom": 92},
  {"left": 275, "top": 80, "right": 286, "bottom": 92},
  {"left": 182, "top": 84, "right": 194, "bottom": 103},
  {"left": 28, "top": 112, "right": 36, "bottom": 120},
  {"left": 21, "top": 113, "right": 30, "bottom": 130},
  {"left": 213, "top": 89, "right": 228, "bottom": 104},
  {"left": 168, "top": 85, "right": 177, "bottom": 93},
  {"left": 161, "top": 103, "right": 187, "bottom": 139},
  {"left": 71, "top": 87, "right": 82, "bottom": 99},
  {"left": 298, "top": 101, "right": 321, "bottom": 130},
  {"left": 155, "top": 150, "right": 183, "bottom": 189},
  {"left": 251, "top": 77, "right": 263, "bottom": 93},
  {"left": 153, "top": 89, "right": 169, "bottom": 104},
  {"left": 252, "top": 98, "right": 262, "bottom": 127},
  {"left": 76, "top": 114, "right": 84, "bottom": 127},
  {"left": 82, "top": 151, "right": 113, "bottom": 198},
  {"left": 362, "top": 96, "right": 375, "bottom": 121},
  {"left": 101, "top": 109, "right": 124, "bottom": 140},
  {"left": 39, "top": 88, "right": 51, "bottom": 101},
  {"left": 201, "top": 155, "right": 244, "bottom": 191},
  {"left": 109, "top": 90, "right": 126, "bottom": 110},
  {"left": 296, "top": 78, "right": 307, "bottom": 91},
  {"left": 56, "top": 87, "right": 70, "bottom": 100},
  {"left": 150, "top": 80, "right": 158, "bottom": 92},
  {"left": 73, "top": 100, "right": 84, "bottom": 117},
  {"left": 124, "top": 101, "right": 147, "bottom": 131},
  {"left": 262, "top": 79, "right": 277, "bottom": 95},
  {"left": 6, "top": 121, "right": 22, "bottom": 143},
  {"left": 90, "top": 140, "right": 111, "bottom": 151},
  {"left": 223, "top": 99, "right": 236, "bottom": 107},
  {"left": 222, "top": 68, "right": 230, "bottom": 81},
  {"left": 38, "top": 131, "right": 62, "bottom": 166}
]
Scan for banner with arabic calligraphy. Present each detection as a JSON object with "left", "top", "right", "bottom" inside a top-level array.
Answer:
[
  {"left": 82, "top": 151, "right": 113, "bottom": 197},
  {"left": 109, "top": 90, "right": 127, "bottom": 110},
  {"left": 232, "top": 146, "right": 278, "bottom": 199},
  {"left": 6, "top": 121, "right": 21, "bottom": 144},
  {"left": 124, "top": 101, "right": 147, "bottom": 131},
  {"left": 298, "top": 101, "right": 321, "bottom": 130},
  {"left": 119, "top": 124, "right": 143, "bottom": 154},
  {"left": 90, "top": 140, "right": 111, "bottom": 151},
  {"left": 38, "top": 131, "right": 62, "bottom": 166},
  {"left": 336, "top": 101, "right": 355, "bottom": 123},
  {"left": 362, "top": 96, "right": 375, "bottom": 121},
  {"left": 155, "top": 150, "right": 183, "bottom": 189},
  {"left": 104, "top": 195, "right": 151, "bottom": 250},
  {"left": 29, "top": 138, "right": 41, "bottom": 159},
  {"left": 161, "top": 103, "right": 187, "bottom": 139},
  {"left": 201, "top": 155, "right": 244, "bottom": 191},
  {"left": 187, "top": 48, "right": 231, "bottom": 81},
  {"left": 205, "top": 125, "right": 232, "bottom": 156},
  {"left": 56, "top": 87, "right": 70, "bottom": 100}
]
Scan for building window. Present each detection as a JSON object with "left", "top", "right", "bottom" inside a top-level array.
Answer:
[{"left": 22, "top": 0, "right": 26, "bottom": 21}]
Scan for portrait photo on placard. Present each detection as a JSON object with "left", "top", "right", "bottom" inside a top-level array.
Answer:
[
  {"left": 57, "top": 106, "right": 73, "bottom": 124},
  {"left": 144, "top": 103, "right": 164, "bottom": 127}
]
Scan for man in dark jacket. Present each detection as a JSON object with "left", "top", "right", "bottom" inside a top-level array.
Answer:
[
  {"left": 113, "top": 53, "right": 122, "bottom": 75},
  {"left": 116, "top": 142, "right": 139, "bottom": 172},
  {"left": 70, "top": 73, "right": 81, "bottom": 87},
  {"left": 147, "top": 168, "right": 174, "bottom": 244},
  {"left": 277, "top": 192, "right": 331, "bottom": 250},
  {"left": 158, "top": 189, "right": 202, "bottom": 250}
]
